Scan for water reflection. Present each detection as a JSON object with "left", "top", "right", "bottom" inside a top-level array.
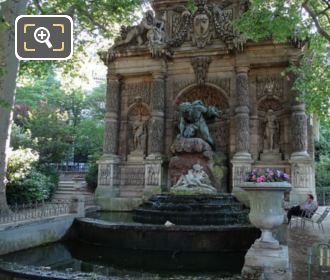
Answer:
[{"left": 2, "top": 241, "right": 242, "bottom": 279}]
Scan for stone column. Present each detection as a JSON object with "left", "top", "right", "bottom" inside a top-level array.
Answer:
[
  {"left": 103, "top": 73, "right": 121, "bottom": 157},
  {"left": 231, "top": 66, "right": 253, "bottom": 204},
  {"left": 288, "top": 69, "right": 315, "bottom": 204},
  {"left": 233, "top": 67, "right": 252, "bottom": 160},
  {"left": 96, "top": 71, "right": 122, "bottom": 209},
  {"left": 148, "top": 72, "right": 166, "bottom": 158},
  {"left": 145, "top": 72, "right": 166, "bottom": 197}
]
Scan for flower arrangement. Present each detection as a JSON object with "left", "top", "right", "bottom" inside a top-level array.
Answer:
[{"left": 246, "top": 168, "right": 290, "bottom": 183}]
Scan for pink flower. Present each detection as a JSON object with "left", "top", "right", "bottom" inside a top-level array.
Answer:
[{"left": 257, "top": 176, "right": 266, "bottom": 183}]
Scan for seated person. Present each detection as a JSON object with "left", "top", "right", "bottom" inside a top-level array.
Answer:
[{"left": 287, "top": 194, "right": 318, "bottom": 223}]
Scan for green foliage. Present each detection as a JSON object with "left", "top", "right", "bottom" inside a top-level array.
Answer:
[
  {"left": 17, "top": 0, "right": 142, "bottom": 79},
  {"left": 7, "top": 169, "right": 56, "bottom": 205},
  {"left": 290, "top": 36, "right": 330, "bottom": 120},
  {"left": 10, "top": 123, "right": 36, "bottom": 149},
  {"left": 74, "top": 119, "right": 104, "bottom": 159},
  {"left": 6, "top": 148, "right": 39, "bottom": 183},
  {"left": 85, "top": 152, "right": 102, "bottom": 190},
  {"left": 6, "top": 148, "right": 58, "bottom": 205},
  {"left": 234, "top": 0, "right": 330, "bottom": 121},
  {"left": 14, "top": 77, "right": 106, "bottom": 165},
  {"left": 316, "top": 157, "right": 330, "bottom": 188},
  {"left": 23, "top": 105, "right": 73, "bottom": 163},
  {"left": 187, "top": 0, "right": 197, "bottom": 13},
  {"left": 84, "top": 83, "right": 107, "bottom": 120},
  {"left": 315, "top": 124, "right": 330, "bottom": 188}
]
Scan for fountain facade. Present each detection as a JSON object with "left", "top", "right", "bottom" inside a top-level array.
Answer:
[{"left": 96, "top": 0, "right": 316, "bottom": 210}]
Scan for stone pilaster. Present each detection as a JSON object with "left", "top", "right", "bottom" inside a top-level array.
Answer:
[
  {"left": 233, "top": 66, "right": 252, "bottom": 160},
  {"left": 290, "top": 104, "right": 309, "bottom": 159},
  {"left": 96, "top": 71, "right": 122, "bottom": 208},
  {"left": 231, "top": 66, "right": 253, "bottom": 204},
  {"left": 148, "top": 73, "right": 166, "bottom": 159},
  {"left": 144, "top": 72, "right": 166, "bottom": 197},
  {"left": 103, "top": 72, "right": 121, "bottom": 156},
  {"left": 288, "top": 67, "right": 315, "bottom": 203}
]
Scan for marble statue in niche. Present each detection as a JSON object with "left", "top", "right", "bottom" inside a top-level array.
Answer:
[
  {"left": 132, "top": 119, "right": 148, "bottom": 152},
  {"left": 127, "top": 97, "right": 150, "bottom": 160},
  {"left": 264, "top": 109, "right": 279, "bottom": 151},
  {"left": 260, "top": 109, "right": 282, "bottom": 161}
]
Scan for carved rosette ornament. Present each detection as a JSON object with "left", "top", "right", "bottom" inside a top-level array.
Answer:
[{"left": 191, "top": 56, "right": 212, "bottom": 86}]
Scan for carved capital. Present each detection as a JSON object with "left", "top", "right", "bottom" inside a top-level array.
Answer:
[
  {"left": 152, "top": 72, "right": 166, "bottom": 80},
  {"left": 236, "top": 66, "right": 250, "bottom": 74}
]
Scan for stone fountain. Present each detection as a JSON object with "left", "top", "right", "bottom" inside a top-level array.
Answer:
[{"left": 133, "top": 101, "right": 254, "bottom": 229}]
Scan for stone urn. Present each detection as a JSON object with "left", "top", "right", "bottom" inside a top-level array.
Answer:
[{"left": 239, "top": 182, "right": 291, "bottom": 249}]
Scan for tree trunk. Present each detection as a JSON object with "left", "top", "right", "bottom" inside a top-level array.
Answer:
[{"left": 0, "top": 0, "right": 28, "bottom": 211}]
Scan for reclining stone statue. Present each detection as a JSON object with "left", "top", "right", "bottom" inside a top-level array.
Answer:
[
  {"left": 172, "top": 164, "right": 217, "bottom": 193},
  {"left": 114, "top": 10, "right": 165, "bottom": 48}
]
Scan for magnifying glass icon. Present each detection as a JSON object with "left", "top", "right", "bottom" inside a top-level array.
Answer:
[{"left": 34, "top": 27, "right": 53, "bottom": 48}]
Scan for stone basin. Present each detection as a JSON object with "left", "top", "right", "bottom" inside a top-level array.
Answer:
[
  {"left": 72, "top": 217, "right": 260, "bottom": 253},
  {"left": 133, "top": 194, "right": 251, "bottom": 225}
]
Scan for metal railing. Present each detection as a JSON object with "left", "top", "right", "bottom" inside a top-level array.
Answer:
[
  {"left": 317, "top": 187, "right": 330, "bottom": 206},
  {"left": 50, "top": 162, "right": 90, "bottom": 172},
  {"left": 0, "top": 200, "right": 73, "bottom": 225}
]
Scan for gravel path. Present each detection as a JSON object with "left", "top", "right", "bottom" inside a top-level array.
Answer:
[{"left": 288, "top": 206, "right": 330, "bottom": 280}]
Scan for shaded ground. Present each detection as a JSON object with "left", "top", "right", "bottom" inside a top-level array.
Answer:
[{"left": 288, "top": 206, "right": 330, "bottom": 280}]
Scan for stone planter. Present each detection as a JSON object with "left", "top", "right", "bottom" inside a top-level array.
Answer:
[
  {"left": 239, "top": 181, "right": 291, "bottom": 249},
  {"left": 239, "top": 181, "right": 292, "bottom": 280}
]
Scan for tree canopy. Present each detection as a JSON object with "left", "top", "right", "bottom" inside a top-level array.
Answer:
[{"left": 235, "top": 0, "right": 330, "bottom": 120}]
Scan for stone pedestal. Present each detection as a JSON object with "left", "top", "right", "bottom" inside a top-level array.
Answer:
[
  {"left": 242, "top": 246, "right": 292, "bottom": 280},
  {"left": 96, "top": 156, "right": 121, "bottom": 209},
  {"left": 260, "top": 149, "right": 282, "bottom": 161},
  {"left": 231, "top": 159, "right": 253, "bottom": 206},
  {"left": 127, "top": 150, "right": 145, "bottom": 162},
  {"left": 289, "top": 157, "right": 315, "bottom": 204},
  {"left": 144, "top": 159, "right": 164, "bottom": 199}
]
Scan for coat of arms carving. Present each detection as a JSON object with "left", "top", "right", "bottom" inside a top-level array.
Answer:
[{"left": 192, "top": 0, "right": 213, "bottom": 48}]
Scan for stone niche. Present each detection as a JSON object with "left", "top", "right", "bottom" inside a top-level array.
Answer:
[{"left": 96, "top": 0, "right": 316, "bottom": 210}]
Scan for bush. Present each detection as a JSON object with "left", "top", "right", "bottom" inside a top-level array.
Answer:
[
  {"left": 315, "top": 156, "right": 330, "bottom": 188},
  {"left": 6, "top": 170, "right": 56, "bottom": 205},
  {"left": 85, "top": 153, "right": 100, "bottom": 191},
  {"left": 6, "top": 148, "right": 39, "bottom": 183},
  {"left": 6, "top": 148, "right": 57, "bottom": 205}
]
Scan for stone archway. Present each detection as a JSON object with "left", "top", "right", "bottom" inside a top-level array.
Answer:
[
  {"left": 173, "top": 84, "right": 230, "bottom": 192},
  {"left": 175, "top": 83, "right": 229, "bottom": 110},
  {"left": 174, "top": 84, "right": 230, "bottom": 153}
]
